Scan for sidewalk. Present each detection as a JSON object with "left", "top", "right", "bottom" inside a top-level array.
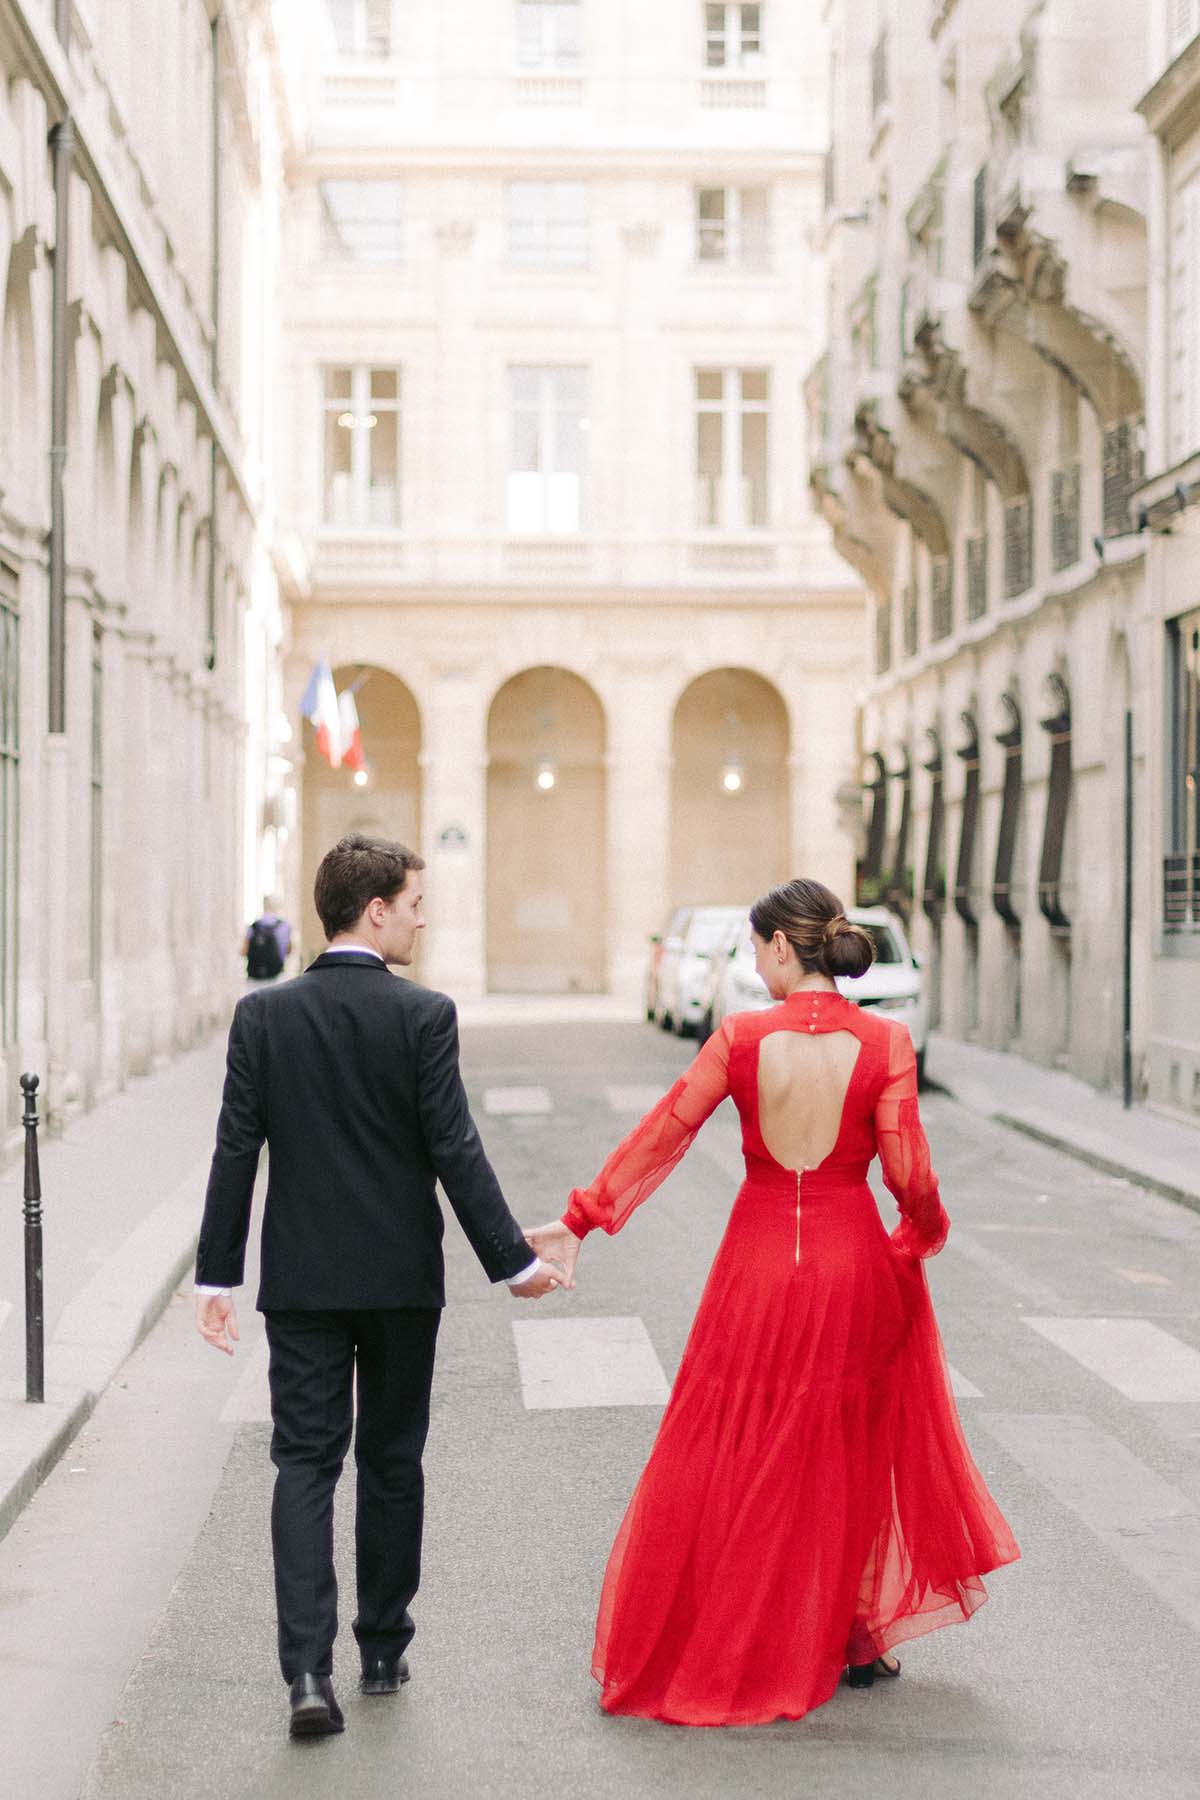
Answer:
[
  {"left": 0, "top": 1032, "right": 231, "bottom": 1544},
  {"left": 927, "top": 1030, "right": 1200, "bottom": 1216}
]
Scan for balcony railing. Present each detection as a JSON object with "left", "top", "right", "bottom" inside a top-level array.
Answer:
[
  {"left": 700, "top": 76, "right": 767, "bottom": 107},
  {"left": 966, "top": 533, "right": 988, "bottom": 620},
  {"left": 1051, "top": 463, "right": 1081, "bottom": 571},
  {"left": 871, "top": 29, "right": 890, "bottom": 117},
  {"left": 1003, "top": 495, "right": 1032, "bottom": 599},
  {"left": 931, "top": 558, "right": 953, "bottom": 641},
  {"left": 1164, "top": 854, "right": 1200, "bottom": 932},
  {"left": 902, "top": 584, "right": 918, "bottom": 658},
  {"left": 876, "top": 599, "right": 893, "bottom": 675}
]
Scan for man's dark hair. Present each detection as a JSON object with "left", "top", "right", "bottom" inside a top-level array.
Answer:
[{"left": 313, "top": 834, "right": 425, "bottom": 939}]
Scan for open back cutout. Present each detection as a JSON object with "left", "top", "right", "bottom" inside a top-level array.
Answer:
[{"left": 756, "top": 1028, "right": 862, "bottom": 1173}]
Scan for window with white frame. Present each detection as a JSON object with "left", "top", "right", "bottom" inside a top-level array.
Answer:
[
  {"left": 1170, "top": 169, "right": 1200, "bottom": 465},
  {"left": 507, "top": 366, "right": 587, "bottom": 533},
  {"left": 704, "top": 3, "right": 763, "bottom": 68},
  {"left": 696, "top": 187, "right": 770, "bottom": 268},
  {"left": 695, "top": 368, "right": 769, "bottom": 529},
  {"left": 319, "top": 182, "right": 404, "bottom": 264},
  {"left": 322, "top": 367, "right": 401, "bottom": 529},
  {"left": 508, "top": 182, "right": 589, "bottom": 267},
  {"left": 327, "top": 0, "right": 392, "bottom": 56},
  {"left": 516, "top": 0, "right": 582, "bottom": 68}
]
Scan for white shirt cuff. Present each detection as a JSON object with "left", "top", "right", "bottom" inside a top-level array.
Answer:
[
  {"left": 501, "top": 1256, "right": 542, "bottom": 1288},
  {"left": 194, "top": 1284, "right": 233, "bottom": 1297}
]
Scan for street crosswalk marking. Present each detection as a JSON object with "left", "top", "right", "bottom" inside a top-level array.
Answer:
[
  {"left": 511, "top": 1316, "right": 670, "bottom": 1410},
  {"left": 1022, "top": 1317, "right": 1200, "bottom": 1402},
  {"left": 978, "top": 1411, "right": 1200, "bottom": 1631},
  {"left": 483, "top": 1086, "right": 553, "bottom": 1115},
  {"left": 604, "top": 1085, "right": 663, "bottom": 1114},
  {"left": 218, "top": 1338, "right": 271, "bottom": 1424},
  {"left": 948, "top": 1365, "right": 982, "bottom": 1399}
]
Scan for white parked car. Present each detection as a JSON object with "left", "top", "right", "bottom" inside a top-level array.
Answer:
[
  {"left": 657, "top": 905, "right": 748, "bottom": 1036},
  {"left": 708, "top": 905, "right": 928, "bottom": 1083}
]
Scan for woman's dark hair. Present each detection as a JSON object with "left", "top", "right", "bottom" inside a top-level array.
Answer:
[
  {"left": 313, "top": 833, "right": 425, "bottom": 939},
  {"left": 749, "top": 878, "right": 874, "bottom": 981}
]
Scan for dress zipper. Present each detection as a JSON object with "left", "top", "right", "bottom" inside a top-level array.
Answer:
[{"left": 795, "top": 1170, "right": 802, "bottom": 1267}]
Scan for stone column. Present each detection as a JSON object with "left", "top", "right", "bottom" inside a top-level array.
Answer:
[
  {"left": 603, "top": 664, "right": 673, "bottom": 1003},
  {"left": 420, "top": 669, "right": 488, "bottom": 997}
]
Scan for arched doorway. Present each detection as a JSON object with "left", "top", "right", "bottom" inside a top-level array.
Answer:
[
  {"left": 669, "top": 669, "right": 790, "bottom": 906},
  {"left": 300, "top": 666, "right": 422, "bottom": 962},
  {"left": 486, "top": 666, "right": 606, "bottom": 992}
]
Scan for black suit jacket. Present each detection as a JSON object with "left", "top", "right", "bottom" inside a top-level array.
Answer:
[{"left": 196, "top": 953, "right": 532, "bottom": 1309}]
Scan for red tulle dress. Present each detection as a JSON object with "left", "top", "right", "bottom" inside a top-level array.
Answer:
[{"left": 562, "top": 991, "right": 1020, "bottom": 1727}]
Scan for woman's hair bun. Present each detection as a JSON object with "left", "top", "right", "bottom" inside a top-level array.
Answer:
[{"left": 749, "top": 880, "right": 876, "bottom": 981}]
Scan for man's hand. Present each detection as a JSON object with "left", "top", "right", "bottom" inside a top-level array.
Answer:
[
  {"left": 522, "top": 1220, "right": 581, "bottom": 1291},
  {"left": 508, "top": 1258, "right": 568, "bottom": 1299},
  {"left": 195, "top": 1293, "right": 239, "bottom": 1355}
]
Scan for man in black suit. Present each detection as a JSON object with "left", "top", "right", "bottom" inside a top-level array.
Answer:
[{"left": 194, "top": 834, "right": 562, "bottom": 1739}]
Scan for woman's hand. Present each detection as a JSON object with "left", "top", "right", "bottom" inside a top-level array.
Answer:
[{"left": 523, "top": 1219, "right": 581, "bottom": 1290}]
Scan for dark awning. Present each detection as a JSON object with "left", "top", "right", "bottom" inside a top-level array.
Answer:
[
  {"left": 992, "top": 693, "right": 1022, "bottom": 930},
  {"left": 862, "top": 751, "right": 888, "bottom": 882},
  {"left": 953, "top": 712, "right": 980, "bottom": 928},
  {"left": 921, "top": 730, "right": 945, "bottom": 925},
  {"left": 1038, "top": 680, "right": 1072, "bottom": 933}
]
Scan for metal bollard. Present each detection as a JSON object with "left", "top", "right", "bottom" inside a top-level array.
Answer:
[{"left": 21, "top": 1073, "right": 44, "bottom": 1404}]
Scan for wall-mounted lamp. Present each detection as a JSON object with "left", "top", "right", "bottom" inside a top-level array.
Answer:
[
  {"left": 535, "top": 760, "right": 557, "bottom": 793},
  {"left": 353, "top": 767, "right": 370, "bottom": 789},
  {"left": 721, "top": 760, "right": 744, "bottom": 795}
]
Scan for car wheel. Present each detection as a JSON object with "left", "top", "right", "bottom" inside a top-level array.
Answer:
[
  {"left": 916, "top": 1048, "right": 927, "bottom": 1090},
  {"left": 700, "top": 1009, "right": 714, "bottom": 1041},
  {"left": 659, "top": 1011, "right": 674, "bottom": 1032}
]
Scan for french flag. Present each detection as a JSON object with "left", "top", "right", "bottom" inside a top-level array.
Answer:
[
  {"left": 338, "top": 688, "right": 365, "bottom": 773},
  {"left": 299, "top": 659, "right": 343, "bottom": 768}
]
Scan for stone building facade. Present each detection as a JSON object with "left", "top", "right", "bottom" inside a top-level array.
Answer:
[
  {"left": 813, "top": 0, "right": 1152, "bottom": 1096},
  {"left": 1135, "top": 5, "right": 1200, "bottom": 1122},
  {"left": 0, "top": 0, "right": 292, "bottom": 1142},
  {"left": 276, "top": 0, "right": 865, "bottom": 999}
]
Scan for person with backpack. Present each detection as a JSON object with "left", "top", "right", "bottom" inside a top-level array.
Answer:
[{"left": 243, "top": 898, "right": 291, "bottom": 982}]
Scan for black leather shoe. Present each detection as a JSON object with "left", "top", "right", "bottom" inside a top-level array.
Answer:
[
  {"left": 289, "top": 1673, "right": 345, "bottom": 1737},
  {"left": 359, "top": 1654, "right": 410, "bottom": 1695}
]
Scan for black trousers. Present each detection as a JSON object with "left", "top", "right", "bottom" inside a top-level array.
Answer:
[{"left": 263, "top": 1307, "right": 441, "bottom": 1683}]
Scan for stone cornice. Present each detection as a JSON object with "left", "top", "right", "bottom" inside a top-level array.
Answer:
[{"left": 1137, "top": 36, "right": 1200, "bottom": 144}]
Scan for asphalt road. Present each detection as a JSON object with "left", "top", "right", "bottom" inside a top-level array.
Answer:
[{"left": 3, "top": 1018, "right": 1199, "bottom": 1800}]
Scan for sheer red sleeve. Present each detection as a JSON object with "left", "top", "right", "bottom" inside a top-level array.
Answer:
[
  {"left": 874, "top": 1024, "right": 949, "bottom": 1259},
  {"left": 562, "top": 1019, "right": 734, "bottom": 1238}
]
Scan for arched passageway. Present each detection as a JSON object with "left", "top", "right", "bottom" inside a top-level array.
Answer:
[
  {"left": 669, "top": 669, "right": 791, "bottom": 908},
  {"left": 300, "top": 665, "right": 422, "bottom": 961},
  {"left": 486, "top": 666, "right": 607, "bottom": 992}
]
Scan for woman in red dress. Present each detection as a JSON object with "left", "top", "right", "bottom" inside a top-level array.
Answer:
[{"left": 526, "top": 879, "right": 1019, "bottom": 1728}]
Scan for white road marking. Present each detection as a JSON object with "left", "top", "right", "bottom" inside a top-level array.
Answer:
[
  {"left": 511, "top": 1316, "right": 670, "bottom": 1410},
  {"left": 483, "top": 1086, "right": 553, "bottom": 1115},
  {"left": 604, "top": 1085, "right": 663, "bottom": 1114},
  {"left": 219, "top": 1338, "right": 272, "bottom": 1424},
  {"left": 1114, "top": 1268, "right": 1173, "bottom": 1287},
  {"left": 1022, "top": 1316, "right": 1200, "bottom": 1402},
  {"left": 979, "top": 1411, "right": 1200, "bottom": 1630},
  {"left": 948, "top": 1365, "right": 982, "bottom": 1398}
]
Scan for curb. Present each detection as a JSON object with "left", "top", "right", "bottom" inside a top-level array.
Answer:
[
  {"left": 993, "top": 1112, "right": 1200, "bottom": 1220},
  {"left": 0, "top": 1171, "right": 206, "bottom": 1548}
]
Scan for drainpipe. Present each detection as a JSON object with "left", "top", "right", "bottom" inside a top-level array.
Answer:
[
  {"left": 206, "top": 8, "right": 221, "bottom": 672},
  {"left": 48, "top": 0, "right": 74, "bottom": 731}
]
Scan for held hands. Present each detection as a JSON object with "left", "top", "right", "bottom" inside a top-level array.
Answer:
[
  {"left": 508, "top": 1257, "right": 569, "bottom": 1300},
  {"left": 521, "top": 1220, "right": 581, "bottom": 1293},
  {"left": 195, "top": 1293, "right": 239, "bottom": 1356}
]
